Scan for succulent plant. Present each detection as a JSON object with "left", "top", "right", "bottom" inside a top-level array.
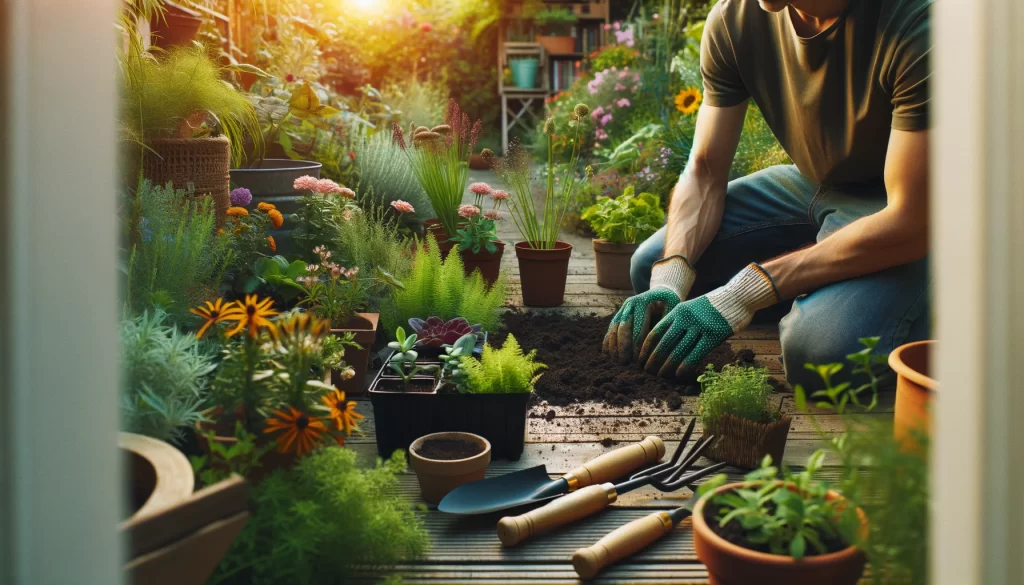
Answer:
[{"left": 408, "top": 317, "right": 482, "bottom": 349}]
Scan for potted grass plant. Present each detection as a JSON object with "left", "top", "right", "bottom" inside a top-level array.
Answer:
[
  {"left": 697, "top": 363, "right": 791, "bottom": 469},
  {"left": 451, "top": 181, "right": 507, "bottom": 286},
  {"left": 497, "top": 106, "right": 592, "bottom": 306},
  {"left": 581, "top": 186, "right": 665, "bottom": 290}
]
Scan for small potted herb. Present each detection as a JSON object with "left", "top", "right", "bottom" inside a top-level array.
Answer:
[
  {"left": 581, "top": 187, "right": 665, "bottom": 290},
  {"left": 693, "top": 452, "right": 867, "bottom": 585},
  {"left": 697, "top": 363, "right": 791, "bottom": 469},
  {"left": 530, "top": 6, "right": 579, "bottom": 55},
  {"left": 452, "top": 181, "right": 507, "bottom": 286}
]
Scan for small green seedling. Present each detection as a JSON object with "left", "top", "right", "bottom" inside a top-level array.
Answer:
[
  {"left": 387, "top": 326, "right": 431, "bottom": 389},
  {"left": 439, "top": 333, "right": 477, "bottom": 393}
]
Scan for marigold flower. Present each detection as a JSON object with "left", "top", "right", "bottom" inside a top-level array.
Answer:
[
  {"left": 226, "top": 206, "right": 249, "bottom": 217},
  {"left": 257, "top": 201, "right": 276, "bottom": 212},
  {"left": 230, "top": 187, "right": 252, "bottom": 207},
  {"left": 293, "top": 175, "right": 320, "bottom": 191},
  {"left": 268, "top": 209, "right": 284, "bottom": 229},
  {"left": 267, "top": 235, "right": 276, "bottom": 252},
  {"left": 483, "top": 209, "right": 501, "bottom": 221},
  {"left": 469, "top": 182, "right": 492, "bottom": 195},
  {"left": 458, "top": 204, "right": 481, "bottom": 219},
  {"left": 391, "top": 200, "right": 415, "bottom": 214},
  {"left": 491, "top": 189, "right": 509, "bottom": 200}
]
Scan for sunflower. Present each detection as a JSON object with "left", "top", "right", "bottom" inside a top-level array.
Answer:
[
  {"left": 674, "top": 87, "right": 702, "bottom": 115},
  {"left": 227, "top": 295, "right": 279, "bottom": 338},
  {"left": 257, "top": 201, "right": 276, "bottom": 212},
  {"left": 267, "top": 235, "right": 276, "bottom": 252},
  {"left": 320, "top": 389, "right": 364, "bottom": 434},
  {"left": 226, "top": 206, "right": 250, "bottom": 217},
  {"left": 189, "top": 298, "right": 244, "bottom": 339},
  {"left": 264, "top": 406, "right": 327, "bottom": 456},
  {"left": 268, "top": 209, "right": 285, "bottom": 229}
]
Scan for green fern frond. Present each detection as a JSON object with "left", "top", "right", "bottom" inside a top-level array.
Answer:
[{"left": 463, "top": 334, "right": 545, "bottom": 394}]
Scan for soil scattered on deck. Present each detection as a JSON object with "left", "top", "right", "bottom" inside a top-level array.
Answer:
[{"left": 501, "top": 310, "right": 755, "bottom": 407}]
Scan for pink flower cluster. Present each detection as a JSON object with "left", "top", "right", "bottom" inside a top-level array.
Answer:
[
  {"left": 293, "top": 175, "right": 355, "bottom": 198},
  {"left": 483, "top": 209, "right": 501, "bottom": 220},
  {"left": 391, "top": 200, "right": 416, "bottom": 214},
  {"left": 301, "top": 246, "right": 359, "bottom": 284},
  {"left": 491, "top": 189, "right": 508, "bottom": 200},
  {"left": 458, "top": 204, "right": 481, "bottom": 219},
  {"left": 587, "top": 67, "right": 642, "bottom": 96},
  {"left": 469, "top": 182, "right": 492, "bottom": 195}
]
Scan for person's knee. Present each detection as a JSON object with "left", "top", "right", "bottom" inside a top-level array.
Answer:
[{"left": 779, "top": 309, "right": 853, "bottom": 390}]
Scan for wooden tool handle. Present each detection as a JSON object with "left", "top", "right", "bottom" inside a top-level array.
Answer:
[
  {"left": 563, "top": 436, "right": 665, "bottom": 489},
  {"left": 497, "top": 483, "right": 616, "bottom": 546},
  {"left": 572, "top": 511, "right": 675, "bottom": 579}
]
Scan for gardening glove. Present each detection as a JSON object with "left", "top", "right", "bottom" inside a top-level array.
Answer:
[
  {"left": 639, "top": 263, "right": 780, "bottom": 378},
  {"left": 603, "top": 255, "right": 697, "bottom": 364}
]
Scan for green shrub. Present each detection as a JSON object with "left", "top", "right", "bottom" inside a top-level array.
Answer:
[
  {"left": 210, "top": 448, "right": 429, "bottom": 585},
  {"left": 354, "top": 130, "right": 432, "bottom": 222},
  {"left": 337, "top": 201, "right": 415, "bottom": 307},
  {"left": 463, "top": 334, "right": 545, "bottom": 394},
  {"left": 120, "top": 310, "right": 214, "bottom": 443},
  {"left": 124, "top": 180, "right": 233, "bottom": 321},
  {"left": 381, "top": 234, "right": 506, "bottom": 336},
  {"left": 581, "top": 186, "right": 665, "bottom": 244},
  {"left": 696, "top": 363, "right": 778, "bottom": 426}
]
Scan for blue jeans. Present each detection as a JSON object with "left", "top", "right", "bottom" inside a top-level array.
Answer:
[{"left": 630, "top": 165, "right": 931, "bottom": 389}]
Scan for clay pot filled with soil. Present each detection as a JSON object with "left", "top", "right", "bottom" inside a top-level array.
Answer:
[
  {"left": 704, "top": 414, "right": 792, "bottom": 469},
  {"left": 460, "top": 241, "right": 505, "bottom": 287},
  {"left": 409, "top": 432, "right": 491, "bottom": 505},
  {"left": 693, "top": 482, "right": 866, "bottom": 585},
  {"left": 592, "top": 239, "right": 637, "bottom": 290},
  {"left": 331, "top": 312, "right": 379, "bottom": 396},
  {"left": 888, "top": 339, "right": 937, "bottom": 447},
  {"left": 515, "top": 241, "right": 573, "bottom": 307}
]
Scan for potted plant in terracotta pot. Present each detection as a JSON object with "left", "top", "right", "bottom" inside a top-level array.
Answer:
[
  {"left": 451, "top": 181, "right": 508, "bottom": 286},
  {"left": 530, "top": 5, "right": 579, "bottom": 55},
  {"left": 148, "top": 1, "right": 203, "bottom": 48},
  {"left": 409, "top": 432, "right": 491, "bottom": 505},
  {"left": 581, "top": 186, "right": 665, "bottom": 290},
  {"left": 888, "top": 339, "right": 936, "bottom": 446},
  {"left": 497, "top": 106, "right": 592, "bottom": 306},
  {"left": 697, "top": 363, "right": 791, "bottom": 469}
]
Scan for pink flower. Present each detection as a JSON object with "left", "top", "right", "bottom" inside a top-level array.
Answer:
[
  {"left": 293, "top": 175, "right": 320, "bottom": 191},
  {"left": 315, "top": 178, "right": 342, "bottom": 194},
  {"left": 591, "top": 105, "right": 604, "bottom": 119},
  {"left": 653, "top": 13, "right": 660, "bottom": 20},
  {"left": 614, "top": 83, "right": 626, "bottom": 91},
  {"left": 391, "top": 200, "right": 415, "bottom": 214},
  {"left": 594, "top": 142, "right": 601, "bottom": 148},
  {"left": 469, "top": 182, "right": 493, "bottom": 195},
  {"left": 458, "top": 204, "right": 480, "bottom": 219},
  {"left": 603, "top": 23, "right": 611, "bottom": 31},
  {"left": 595, "top": 129, "right": 608, "bottom": 140},
  {"left": 616, "top": 98, "right": 631, "bottom": 108},
  {"left": 600, "top": 114, "right": 613, "bottom": 127},
  {"left": 491, "top": 190, "right": 509, "bottom": 200},
  {"left": 613, "top": 22, "right": 621, "bottom": 31},
  {"left": 483, "top": 209, "right": 501, "bottom": 220},
  {"left": 337, "top": 187, "right": 356, "bottom": 199},
  {"left": 420, "top": 22, "right": 433, "bottom": 33}
]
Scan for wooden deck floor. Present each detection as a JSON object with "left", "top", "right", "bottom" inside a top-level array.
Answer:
[{"left": 351, "top": 170, "right": 875, "bottom": 584}]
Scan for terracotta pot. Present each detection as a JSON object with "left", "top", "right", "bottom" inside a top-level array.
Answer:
[
  {"left": 537, "top": 35, "right": 577, "bottom": 55},
  {"left": 889, "top": 340, "right": 937, "bottom": 447},
  {"left": 460, "top": 241, "right": 505, "bottom": 287},
  {"left": 409, "top": 432, "right": 491, "bottom": 505},
  {"left": 331, "top": 312, "right": 379, "bottom": 396},
  {"left": 149, "top": 2, "right": 203, "bottom": 48},
  {"left": 592, "top": 239, "right": 637, "bottom": 290},
  {"left": 515, "top": 241, "right": 573, "bottom": 307},
  {"left": 469, "top": 153, "right": 492, "bottom": 170},
  {"left": 693, "top": 482, "right": 867, "bottom": 585}
]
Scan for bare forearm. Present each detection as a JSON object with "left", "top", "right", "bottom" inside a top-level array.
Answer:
[{"left": 664, "top": 160, "right": 728, "bottom": 262}]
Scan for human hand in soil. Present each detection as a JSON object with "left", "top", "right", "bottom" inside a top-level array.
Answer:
[
  {"left": 639, "top": 264, "right": 780, "bottom": 377},
  {"left": 603, "top": 255, "right": 696, "bottom": 363}
]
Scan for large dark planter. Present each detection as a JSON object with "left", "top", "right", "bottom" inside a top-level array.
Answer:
[
  {"left": 229, "top": 159, "right": 322, "bottom": 257},
  {"left": 592, "top": 239, "right": 637, "bottom": 291},
  {"left": 460, "top": 241, "right": 505, "bottom": 287},
  {"left": 515, "top": 241, "right": 573, "bottom": 307},
  {"left": 150, "top": 2, "right": 203, "bottom": 49},
  {"left": 331, "top": 312, "right": 379, "bottom": 396}
]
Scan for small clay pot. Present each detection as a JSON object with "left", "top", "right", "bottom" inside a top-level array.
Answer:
[
  {"left": 409, "top": 432, "right": 491, "bottom": 505},
  {"left": 888, "top": 340, "right": 937, "bottom": 448},
  {"left": 693, "top": 482, "right": 867, "bottom": 585},
  {"left": 537, "top": 35, "right": 577, "bottom": 55},
  {"left": 331, "top": 312, "right": 379, "bottom": 396},
  {"left": 514, "top": 241, "right": 573, "bottom": 307},
  {"left": 460, "top": 241, "right": 505, "bottom": 287},
  {"left": 592, "top": 239, "right": 637, "bottom": 291}
]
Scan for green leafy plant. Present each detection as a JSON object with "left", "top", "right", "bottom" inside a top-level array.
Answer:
[
  {"left": 697, "top": 363, "right": 779, "bottom": 427},
  {"left": 462, "top": 334, "right": 545, "bottom": 394},
  {"left": 452, "top": 182, "right": 505, "bottom": 254},
  {"left": 581, "top": 186, "right": 665, "bottom": 244},
  {"left": 335, "top": 202, "right": 415, "bottom": 310},
  {"left": 208, "top": 448, "right": 429, "bottom": 585},
  {"left": 190, "top": 422, "right": 273, "bottom": 487},
  {"left": 124, "top": 181, "right": 233, "bottom": 321},
  {"left": 245, "top": 255, "right": 308, "bottom": 302},
  {"left": 386, "top": 326, "right": 435, "bottom": 389},
  {"left": 697, "top": 451, "right": 857, "bottom": 560},
  {"left": 528, "top": 5, "right": 578, "bottom": 36},
  {"left": 290, "top": 191, "right": 353, "bottom": 263},
  {"left": 439, "top": 333, "right": 478, "bottom": 394},
  {"left": 381, "top": 233, "right": 506, "bottom": 336},
  {"left": 121, "top": 310, "right": 215, "bottom": 443}
]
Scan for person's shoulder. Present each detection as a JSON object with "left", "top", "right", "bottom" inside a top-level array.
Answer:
[
  {"left": 706, "top": 0, "right": 771, "bottom": 39},
  {"left": 876, "top": 0, "right": 931, "bottom": 33}
]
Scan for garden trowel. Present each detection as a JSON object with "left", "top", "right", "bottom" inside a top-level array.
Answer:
[{"left": 437, "top": 436, "right": 665, "bottom": 515}]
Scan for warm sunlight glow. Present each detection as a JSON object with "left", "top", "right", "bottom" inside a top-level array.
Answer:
[{"left": 349, "top": 0, "right": 378, "bottom": 13}]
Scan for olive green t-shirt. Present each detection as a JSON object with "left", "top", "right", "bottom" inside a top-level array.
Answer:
[{"left": 701, "top": 0, "right": 931, "bottom": 185}]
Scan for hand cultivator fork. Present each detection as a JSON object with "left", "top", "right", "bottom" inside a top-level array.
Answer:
[{"left": 497, "top": 419, "right": 727, "bottom": 546}]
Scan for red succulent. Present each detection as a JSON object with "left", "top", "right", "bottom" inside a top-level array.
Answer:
[{"left": 408, "top": 317, "right": 481, "bottom": 348}]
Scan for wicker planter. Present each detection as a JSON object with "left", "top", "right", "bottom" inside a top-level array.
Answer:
[
  {"left": 142, "top": 136, "right": 231, "bottom": 223},
  {"left": 703, "top": 414, "right": 792, "bottom": 469}
]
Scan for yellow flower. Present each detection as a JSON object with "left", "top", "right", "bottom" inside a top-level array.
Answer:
[
  {"left": 226, "top": 295, "right": 278, "bottom": 339},
  {"left": 675, "top": 87, "right": 702, "bottom": 115},
  {"left": 188, "top": 298, "right": 244, "bottom": 339},
  {"left": 258, "top": 202, "right": 276, "bottom": 212},
  {"left": 226, "top": 206, "right": 249, "bottom": 217},
  {"left": 264, "top": 407, "right": 327, "bottom": 456},
  {"left": 268, "top": 209, "right": 285, "bottom": 229},
  {"left": 320, "top": 389, "right": 364, "bottom": 434},
  {"left": 267, "top": 235, "right": 276, "bottom": 252},
  {"left": 275, "top": 312, "right": 329, "bottom": 346}
]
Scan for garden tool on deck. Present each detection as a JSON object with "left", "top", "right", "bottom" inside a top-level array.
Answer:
[
  {"left": 497, "top": 419, "right": 727, "bottom": 546},
  {"left": 437, "top": 436, "right": 666, "bottom": 515}
]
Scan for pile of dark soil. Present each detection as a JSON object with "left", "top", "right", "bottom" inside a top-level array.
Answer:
[
  {"left": 415, "top": 438, "right": 483, "bottom": 460},
  {"left": 500, "top": 310, "right": 755, "bottom": 408}
]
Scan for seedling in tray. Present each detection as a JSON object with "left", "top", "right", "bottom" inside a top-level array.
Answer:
[
  {"left": 387, "top": 326, "right": 437, "bottom": 390},
  {"left": 438, "top": 332, "right": 477, "bottom": 393}
]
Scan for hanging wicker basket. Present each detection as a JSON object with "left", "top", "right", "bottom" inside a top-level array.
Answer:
[
  {"left": 703, "top": 413, "right": 792, "bottom": 469},
  {"left": 141, "top": 136, "right": 231, "bottom": 223}
]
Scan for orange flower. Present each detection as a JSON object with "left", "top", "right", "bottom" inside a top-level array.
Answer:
[
  {"left": 257, "top": 202, "right": 276, "bottom": 212},
  {"left": 226, "top": 206, "right": 249, "bottom": 217},
  {"left": 267, "top": 235, "right": 276, "bottom": 252},
  {"left": 264, "top": 407, "right": 327, "bottom": 456},
  {"left": 216, "top": 228, "right": 225, "bottom": 235},
  {"left": 268, "top": 209, "right": 284, "bottom": 229},
  {"left": 226, "top": 295, "right": 278, "bottom": 338},
  {"left": 188, "top": 298, "right": 244, "bottom": 339},
  {"left": 320, "top": 389, "right": 364, "bottom": 434}
]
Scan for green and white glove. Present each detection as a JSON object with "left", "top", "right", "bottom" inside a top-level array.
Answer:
[
  {"left": 639, "top": 263, "right": 780, "bottom": 378},
  {"left": 603, "top": 255, "right": 697, "bottom": 364}
]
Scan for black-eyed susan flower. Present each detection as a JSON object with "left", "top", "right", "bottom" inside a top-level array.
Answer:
[
  {"left": 674, "top": 87, "right": 702, "bottom": 115},
  {"left": 227, "top": 295, "right": 278, "bottom": 338},
  {"left": 275, "top": 312, "right": 329, "bottom": 346},
  {"left": 320, "top": 389, "right": 364, "bottom": 434},
  {"left": 189, "top": 298, "right": 244, "bottom": 339},
  {"left": 263, "top": 406, "right": 327, "bottom": 456}
]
